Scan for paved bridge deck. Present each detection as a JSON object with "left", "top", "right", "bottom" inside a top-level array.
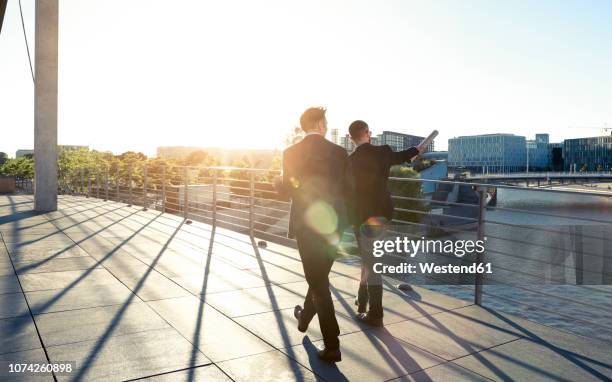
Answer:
[{"left": 1, "top": 195, "right": 611, "bottom": 381}]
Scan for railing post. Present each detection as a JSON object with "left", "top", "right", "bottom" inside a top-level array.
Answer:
[
  {"left": 96, "top": 171, "right": 101, "bottom": 199},
  {"left": 184, "top": 167, "right": 191, "bottom": 223},
  {"left": 87, "top": 170, "right": 91, "bottom": 198},
  {"left": 143, "top": 166, "right": 148, "bottom": 211},
  {"left": 80, "top": 168, "right": 84, "bottom": 196},
  {"left": 128, "top": 165, "right": 133, "bottom": 207},
  {"left": 116, "top": 169, "right": 120, "bottom": 202},
  {"left": 212, "top": 170, "right": 217, "bottom": 226},
  {"left": 249, "top": 171, "right": 255, "bottom": 236},
  {"left": 474, "top": 186, "right": 487, "bottom": 306},
  {"left": 104, "top": 167, "right": 109, "bottom": 201},
  {"left": 162, "top": 166, "right": 166, "bottom": 212}
]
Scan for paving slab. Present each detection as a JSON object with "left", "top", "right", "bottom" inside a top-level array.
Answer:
[
  {"left": 0, "top": 292, "right": 30, "bottom": 319},
  {"left": 113, "top": 272, "right": 191, "bottom": 301},
  {"left": 245, "top": 262, "right": 306, "bottom": 284},
  {"left": 34, "top": 301, "right": 170, "bottom": 347},
  {"left": 368, "top": 288, "right": 472, "bottom": 326},
  {"left": 5, "top": 241, "right": 79, "bottom": 256},
  {"left": 0, "top": 263, "right": 14, "bottom": 277},
  {"left": 384, "top": 305, "right": 522, "bottom": 361},
  {"left": 218, "top": 349, "right": 319, "bottom": 382},
  {"left": 0, "top": 316, "right": 42, "bottom": 355},
  {"left": 18, "top": 269, "right": 120, "bottom": 292},
  {"left": 26, "top": 282, "right": 135, "bottom": 315},
  {"left": 7, "top": 246, "right": 90, "bottom": 262},
  {"left": 13, "top": 256, "right": 100, "bottom": 275},
  {"left": 171, "top": 269, "right": 268, "bottom": 295},
  {"left": 466, "top": 307, "right": 612, "bottom": 365},
  {"left": 0, "top": 232, "right": 67, "bottom": 243},
  {"left": 235, "top": 297, "right": 366, "bottom": 348},
  {"left": 147, "top": 295, "right": 273, "bottom": 361},
  {"left": 280, "top": 276, "right": 358, "bottom": 301},
  {"left": 0, "top": 275, "right": 22, "bottom": 295},
  {"left": 283, "top": 330, "right": 445, "bottom": 382},
  {"left": 390, "top": 362, "right": 490, "bottom": 381},
  {"left": 205, "top": 284, "right": 310, "bottom": 318},
  {"left": 139, "top": 365, "right": 231, "bottom": 381},
  {"left": 46, "top": 327, "right": 211, "bottom": 382},
  {"left": 453, "top": 338, "right": 612, "bottom": 382},
  {"left": 0, "top": 348, "right": 54, "bottom": 382}
]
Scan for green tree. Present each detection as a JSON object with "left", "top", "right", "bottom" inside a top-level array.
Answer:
[
  {"left": 0, "top": 152, "right": 8, "bottom": 166},
  {"left": 0, "top": 157, "right": 34, "bottom": 180},
  {"left": 388, "top": 165, "right": 427, "bottom": 223}
]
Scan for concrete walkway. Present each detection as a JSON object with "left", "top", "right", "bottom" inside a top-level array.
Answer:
[{"left": 0, "top": 195, "right": 610, "bottom": 381}]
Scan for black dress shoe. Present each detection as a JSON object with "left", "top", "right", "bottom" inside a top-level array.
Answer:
[
  {"left": 356, "top": 312, "right": 383, "bottom": 327},
  {"left": 294, "top": 305, "right": 309, "bottom": 333},
  {"left": 354, "top": 298, "right": 368, "bottom": 314},
  {"left": 317, "top": 346, "right": 342, "bottom": 362}
]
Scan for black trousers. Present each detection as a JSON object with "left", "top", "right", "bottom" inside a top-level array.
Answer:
[
  {"left": 296, "top": 230, "right": 340, "bottom": 350},
  {"left": 355, "top": 224, "right": 386, "bottom": 318}
]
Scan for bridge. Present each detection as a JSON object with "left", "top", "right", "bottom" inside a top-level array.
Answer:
[
  {"left": 1, "top": 166, "right": 611, "bottom": 381},
  {"left": 462, "top": 171, "right": 612, "bottom": 183}
]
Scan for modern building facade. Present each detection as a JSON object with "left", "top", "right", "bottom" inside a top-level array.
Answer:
[
  {"left": 448, "top": 134, "right": 527, "bottom": 173},
  {"left": 330, "top": 128, "right": 339, "bottom": 145},
  {"left": 526, "top": 139, "right": 551, "bottom": 171},
  {"left": 563, "top": 135, "right": 612, "bottom": 171},
  {"left": 339, "top": 135, "right": 355, "bottom": 152},
  {"left": 339, "top": 130, "right": 433, "bottom": 153}
]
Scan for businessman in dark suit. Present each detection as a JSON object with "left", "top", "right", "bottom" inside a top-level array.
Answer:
[
  {"left": 276, "top": 107, "right": 352, "bottom": 362},
  {"left": 347, "top": 120, "right": 425, "bottom": 326}
]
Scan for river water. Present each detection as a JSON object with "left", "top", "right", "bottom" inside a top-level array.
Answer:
[{"left": 414, "top": 187, "right": 612, "bottom": 342}]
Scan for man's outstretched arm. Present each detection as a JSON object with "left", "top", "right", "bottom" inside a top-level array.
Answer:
[{"left": 387, "top": 146, "right": 420, "bottom": 166}]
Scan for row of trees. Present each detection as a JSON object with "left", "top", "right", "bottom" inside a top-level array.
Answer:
[{"left": 0, "top": 146, "right": 425, "bottom": 221}]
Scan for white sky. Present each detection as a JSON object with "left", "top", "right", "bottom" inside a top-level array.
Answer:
[{"left": 1, "top": 0, "right": 611, "bottom": 157}]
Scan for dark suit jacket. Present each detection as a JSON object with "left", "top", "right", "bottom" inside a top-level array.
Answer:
[
  {"left": 277, "top": 134, "right": 353, "bottom": 239},
  {"left": 348, "top": 143, "right": 419, "bottom": 226}
]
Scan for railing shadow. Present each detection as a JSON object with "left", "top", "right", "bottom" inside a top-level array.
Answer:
[
  {"left": 188, "top": 225, "right": 215, "bottom": 381},
  {"left": 249, "top": 234, "right": 308, "bottom": 382},
  {"left": 72, "top": 219, "right": 187, "bottom": 380}
]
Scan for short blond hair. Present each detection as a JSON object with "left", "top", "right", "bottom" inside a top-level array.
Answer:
[{"left": 300, "top": 107, "right": 326, "bottom": 132}]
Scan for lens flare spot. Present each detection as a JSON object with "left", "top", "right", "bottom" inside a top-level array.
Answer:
[
  {"left": 289, "top": 177, "right": 300, "bottom": 188},
  {"left": 304, "top": 200, "right": 338, "bottom": 235}
]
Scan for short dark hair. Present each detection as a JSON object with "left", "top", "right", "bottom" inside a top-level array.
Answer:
[
  {"left": 300, "top": 107, "right": 326, "bottom": 132},
  {"left": 349, "top": 120, "right": 369, "bottom": 139}
]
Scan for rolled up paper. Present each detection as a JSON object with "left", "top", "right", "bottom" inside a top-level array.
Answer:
[{"left": 418, "top": 130, "right": 438, "bottom": 151}]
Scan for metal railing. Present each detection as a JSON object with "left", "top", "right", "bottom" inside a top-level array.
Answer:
[
  {"left": 58, "top": 164, "right": 612, "bottom": 341},
  {"left": 459, "top": 171, "right": 612, "bottom": 178}
]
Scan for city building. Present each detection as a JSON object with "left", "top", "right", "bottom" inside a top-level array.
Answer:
[
  {"left": 378, "top": 131, "right": 433, "bottom": 152},
  {"left": 549, "top": 142, "right": 564, "bottom": 171},
  {"left": 339, "top": 135, "right": 355, "bottom": 152},
  {"left": 448, "top": 134, "right": 527, "bottom": 173},
  {"left": 16, "top": 145, "right": 88, "bottom": 158},
  {"left": 535, "top": 134, "right": 549, "bottom": 144},
  {"left": 330, "top": 128, "right": 339, "bottom": 145},
  {"left": 339, "top": 130, "right": 433, "bottom": 153},
  {"left": 563, "top": 135, "right": 612, "bottom": 171},
  {"left": 526, "top": 139, "right": 551, "bottom": 171},
  {"left": 16, "top": 149, "right": 34, "bottom": 158}
]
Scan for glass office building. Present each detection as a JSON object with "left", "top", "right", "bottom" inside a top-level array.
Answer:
[
  {"left": 448, "top": 134, "right": 527, "bottom": 173},
  {"left": 563, "top": 135, "right": 612, "bottom": 171}
]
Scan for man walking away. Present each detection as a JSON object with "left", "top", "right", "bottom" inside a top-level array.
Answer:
[
  {"left": 347, "top": 120, "right": 427, "bottom": 327},
  {"left": 276, "top": 107, "right": 352, "bottom": 362}
]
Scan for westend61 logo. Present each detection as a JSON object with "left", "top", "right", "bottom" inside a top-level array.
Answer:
[{"left": 371, "top": 237, "right": 492, "bottom": 276}]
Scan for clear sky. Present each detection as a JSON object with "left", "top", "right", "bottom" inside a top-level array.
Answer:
[{"left": 1, "top": 0, "right": 611, "bottom": 157}]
